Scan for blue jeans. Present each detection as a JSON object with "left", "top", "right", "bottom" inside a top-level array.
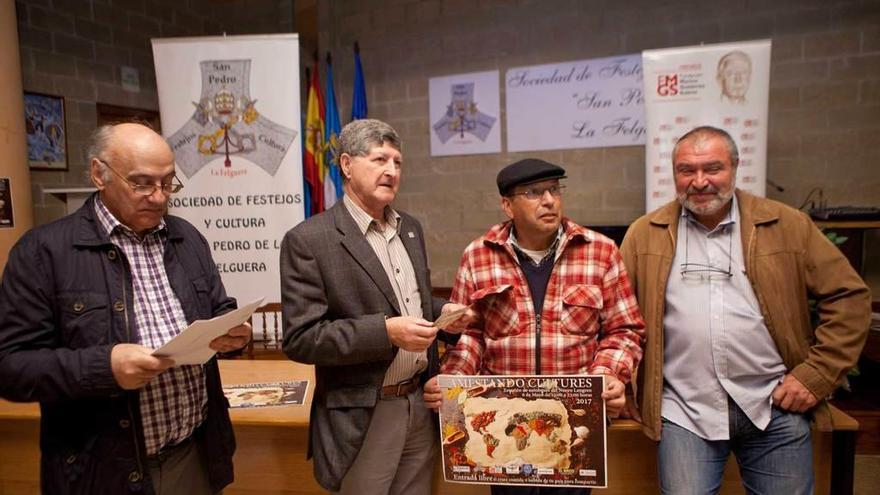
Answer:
[{"left": 658, "top": 398, "right": 813, "bottom": 495}]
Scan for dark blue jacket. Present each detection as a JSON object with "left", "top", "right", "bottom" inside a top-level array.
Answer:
[{"left": 0, "top": 194, "right": 236, "bottom": 494}]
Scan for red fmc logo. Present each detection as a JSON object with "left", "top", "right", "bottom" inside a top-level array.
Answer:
[{"left": 657, "top": 74, "right": 679, "bottom": 96}]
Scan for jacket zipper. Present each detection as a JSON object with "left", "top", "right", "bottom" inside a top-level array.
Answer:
[
  {"left": 120, "top": 261, "right": 145, "bottom": 481},
  {"left": 535, "top": 314, "right": 542, "bottom": 375}
]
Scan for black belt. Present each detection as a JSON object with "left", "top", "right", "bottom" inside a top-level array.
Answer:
[
  {"left": 380, "top": 377, "right": 420, "bottom": 398},
  {"left": 147, "top": 435, "right": 193, "bottom": 464}
]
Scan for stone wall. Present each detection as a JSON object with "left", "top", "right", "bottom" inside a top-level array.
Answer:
[
  {"left": 14, "top": 0, "right": 880, "bottom": 288},
  {"left": 319, "top": 0, "right": 880, "bottom": 286},
  {"left": 15, "top": 0, "right": 294, "bottom": 224}
]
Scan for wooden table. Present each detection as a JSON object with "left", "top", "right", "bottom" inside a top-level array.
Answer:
[{"left": 0, "top": 361, "right": 859, "bottom": 494}]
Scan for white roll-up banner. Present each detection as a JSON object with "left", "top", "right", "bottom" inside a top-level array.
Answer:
[
  {"left": 642, "top": 40, "right": 771, "bottom": 212},
  {"left": 152, "top": 34, "right": 302, "bottom": 305}
]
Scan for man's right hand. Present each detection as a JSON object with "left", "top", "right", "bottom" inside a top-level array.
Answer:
[
  {"left": 423, "top": 375, "right": 442, "bottom": 410},
  {"left": 111, "top": 344, "right": 175, "bottom": 390},
  {"left": 385, "top": 316, "right": 438, "bottom": 352}
]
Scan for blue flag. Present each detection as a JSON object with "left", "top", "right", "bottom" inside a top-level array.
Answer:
[
  {"left": 300, "top": 112, "right": 312, "bottom": 218},
  {"left": 351, "top": 42, "right": 367, "bottom": 120},
  {"left": 324, "top": 53, "right": 344, "bottom": 204}
]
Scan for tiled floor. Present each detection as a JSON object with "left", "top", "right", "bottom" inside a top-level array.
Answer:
[{"left": 854, "top": 455, "right": 880, "bottom": 495}]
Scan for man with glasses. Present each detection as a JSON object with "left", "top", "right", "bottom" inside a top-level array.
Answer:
[
  {"left": 424, "top": 158, "right": 646, "bottom": 495},
  {"left": 620, "top": 125, "right": 871, "bottom": 494},
  {"left": 0, "top": 122, "right": 250, "bottom": 494}
]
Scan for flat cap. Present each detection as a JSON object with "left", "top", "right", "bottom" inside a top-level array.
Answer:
[{"left": 496, "top": 158, "right": 567, "bottom": 195}]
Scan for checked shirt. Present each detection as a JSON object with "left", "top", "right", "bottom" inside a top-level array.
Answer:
[
  {"left": 441, "top": 218, "right": 645, "bottom": 381},
  {"left": 95, "top": 198, "right": 206, "bottom": 456}
]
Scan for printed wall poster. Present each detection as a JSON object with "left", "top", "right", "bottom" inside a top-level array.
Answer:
[
  {"left": 438, "top": 375, "right": 607, "bottom": 489},
  {"left": 642, "top": 40, "right": 771, "bottom": 212},
  {"left": 152, "top": 34, "right": 302, "bottom": 304},
  {"left": 0, "top": 178, "right": 13, "bottom": 228},
  {"left": 24, "top": 92, "right": 67, "bottom": 170},
  {"left": 430, "top": 70, "right": 501, "bottom": 156},
  {"left": 505, "top": 54, "right": 645, "bottom": 152}
]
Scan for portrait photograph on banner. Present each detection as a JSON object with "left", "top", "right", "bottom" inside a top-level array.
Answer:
[
  {"left": 152, "top": 34, "right": 302, "bottom": 304},
  {"left": 505, "top": 54, "right": 645, "bottom": 153},
  {"left": 429, "top": 70, "right": 501, "bottom": 156},
  {"left": 642, "top": 39, "right": 771, "bottom": 212}
]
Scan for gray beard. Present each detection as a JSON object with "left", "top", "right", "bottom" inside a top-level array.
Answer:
[{"left": 677, "top": 186, "right": 735, "bottom": 218}]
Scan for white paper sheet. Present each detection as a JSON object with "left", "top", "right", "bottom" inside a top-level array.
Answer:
[{"left": 152, "top": 297, "right": 265, "bottom": 365}]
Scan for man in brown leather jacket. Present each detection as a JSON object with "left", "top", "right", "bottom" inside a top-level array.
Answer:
[{"left": 620, "top": 125, "right": 871, "bottom": 494}]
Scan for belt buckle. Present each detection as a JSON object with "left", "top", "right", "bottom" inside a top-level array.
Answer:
[{"left": 396, "top": 378, "right": 413, "bottom": 396}]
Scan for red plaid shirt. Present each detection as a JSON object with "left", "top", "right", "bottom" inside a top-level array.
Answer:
[{"left": 441, "top": 219, "right": 645, "bottom": 381}]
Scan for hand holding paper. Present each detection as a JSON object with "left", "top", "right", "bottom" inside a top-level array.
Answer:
[
  {"left": 152, "top": 298, "right": 264, "bottom": 365},
  {"left": 433, "top": 303, "right": 476, "bottom": 333},
  {"left": 112, "top": 343, "right": 175, "bottom": 390},
  {"left": 210, "top": 322, "right": 252, "bottom": 353}
]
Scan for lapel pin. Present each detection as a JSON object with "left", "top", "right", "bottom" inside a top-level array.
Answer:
[{"left": 408, "top": 231, "right": 415, "bottom": 238}]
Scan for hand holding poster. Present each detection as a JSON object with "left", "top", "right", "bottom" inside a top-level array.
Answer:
[{"left": 438, "top": 375, "right": 607, "bottom": 489}]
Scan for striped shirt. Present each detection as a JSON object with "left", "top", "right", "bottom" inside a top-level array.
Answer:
[
  {"left": 94, "top": 198, "right": 206, "bottom": 455},
  {"left": 343, "top": 195, "right": 426, "bottom": 385}
]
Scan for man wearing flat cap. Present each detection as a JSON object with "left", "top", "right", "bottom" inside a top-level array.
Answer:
[{"left": 424, "top": 159, "right": 646, "bottom": 495}]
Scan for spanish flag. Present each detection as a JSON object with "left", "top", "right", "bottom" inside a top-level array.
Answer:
[{"left": 304, "top": 55, "right": 326, "bottom": 215}]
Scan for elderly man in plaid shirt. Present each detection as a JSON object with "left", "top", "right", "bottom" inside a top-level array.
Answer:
[{"left": 425, "top": 158, "right": 646, "bottom": 495}]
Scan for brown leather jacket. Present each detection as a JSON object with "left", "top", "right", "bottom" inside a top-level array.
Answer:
[{"left": 620, "top": 190, "right": 871, "bottom": 440}]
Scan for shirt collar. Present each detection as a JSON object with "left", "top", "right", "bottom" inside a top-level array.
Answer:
[
  {"left": 94, "top": 196, "right": 166, "bottom": 240},
  {"left": 343, "top": 194, "right": 400, "bottom": 235},
  {"left": 509, "top": 224, "right": 564, "bottom": 265}
]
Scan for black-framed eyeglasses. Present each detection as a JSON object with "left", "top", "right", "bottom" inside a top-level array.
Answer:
[
  {"left": 680, "top": 219, "right": 733, "bottom": 280},
  {"left": 96, "top": 158, "right": 184, "bottom": 196},
  {"left": 507, "top": 184, "right": 566, "bottom": 200}
]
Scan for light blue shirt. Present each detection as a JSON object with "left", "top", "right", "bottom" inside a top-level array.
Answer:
[{"left": 662, "top": 197, "right": 787, "bottom": 440}]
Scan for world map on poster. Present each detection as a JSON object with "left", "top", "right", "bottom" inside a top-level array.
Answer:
[{"left": 439, "top": 375, "right": 607, "bottom": 488}]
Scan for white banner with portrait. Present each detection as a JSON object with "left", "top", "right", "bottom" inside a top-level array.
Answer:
[
  {"left": 152, "top": 34, "right": 302, "bottom": 305},
  {"left": 505, "top": 54, "right": 645, "bottom": 152},
  {"left": 430, "top": 70, "right": 501, "bottom": 156},
  {"left": 642, "top": 40, "right": 771, "bottom": 213}
]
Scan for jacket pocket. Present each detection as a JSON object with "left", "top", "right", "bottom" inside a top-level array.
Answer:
[
  {"left": 190, "top": 275, "right": 212, "bottom": 317},
  {"left": 560, "top": 285, "right": 603, "bottom": 335},
  {"left": 58, "top": 292, "right": 110, "bottom": 348},
  {"left": 42, "top": 436, "right": 100, "bottom": 494},
  {"left": 470, "top": 284, "right": 521, "bottom": 340}
]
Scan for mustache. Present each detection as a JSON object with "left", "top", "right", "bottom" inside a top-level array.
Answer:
[{"left": 686, "top": 185, "right": 719, "bottom": 194}]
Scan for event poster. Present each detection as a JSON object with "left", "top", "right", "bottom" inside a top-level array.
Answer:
[
  {"left": 223, "top": 381, "right": 309, "bottom": 409},
  {"left": 429, "top": 70, "right": 501, "bottom": 156},
  {"left": 152, "top": 34, "right": 302, "bottom": 304},
  {"left": 505, "top": 54, "right": 644, "bottom": 152},
  {"left": 438, "top": 375, "right": 607, "bottom": 489},
  {"left": 642, "top": 40, "right": 771, "bottom": 212}
]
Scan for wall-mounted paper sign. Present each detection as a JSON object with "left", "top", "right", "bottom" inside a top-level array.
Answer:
[
  {"left": 430, "top": 70, "right": 501, "bottom": 156},
  {"left": 506, "top": 54, "right": 645, "bottom": 152},
  {"left": 0, "top": 177, "right": 13, "bottom": 229}
]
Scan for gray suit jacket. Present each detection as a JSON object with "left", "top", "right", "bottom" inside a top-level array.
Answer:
[{"left": 280, "top": 200, "right": 448, "bottom": 491}]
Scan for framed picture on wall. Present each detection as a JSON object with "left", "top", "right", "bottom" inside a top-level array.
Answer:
[{"left": 24, "top": 91, "right": 68, "bottom": 171}]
